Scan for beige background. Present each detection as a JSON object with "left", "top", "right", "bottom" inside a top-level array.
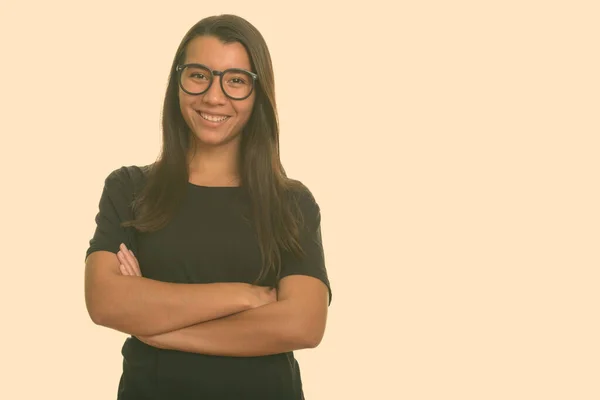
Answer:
[{"left": 1, "top": 0, "right": 598, "bottom": 399}]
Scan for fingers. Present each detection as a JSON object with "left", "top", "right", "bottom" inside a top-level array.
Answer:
[
  {"left": 117, "top": 250, "right": 135, "bottom": 276},
  {"left": 127, "top": 250, "right": 142, "bottom": 277},
  {"left": 117, "top": 243, "right": 142, "bottom": 277},
  {"left": 126, "top": 248, "right": 142, "bottom": 276}
]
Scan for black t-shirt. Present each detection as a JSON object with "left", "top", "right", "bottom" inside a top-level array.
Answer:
[{"left": 85, "top": 164, "right": 332, "bottom": 399}]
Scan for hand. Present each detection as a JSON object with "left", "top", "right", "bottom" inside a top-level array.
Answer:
[
  {"left": 117, "top": 243, "right": 142, "bottom": 277},
  {"left": 248, "top": 285, "right": 278, "bottom": 309}
]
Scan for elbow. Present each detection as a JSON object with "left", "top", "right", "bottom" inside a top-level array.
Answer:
[
  {"left": 86, "top": 301, "right": 110, "bottom": 327},
  {"left": 90, "top": 313, "right": 109, "bottom": 328},
  {"left": 293, "top": 319, "right": 326, "bottom": 349},
  {"left": 286, "top": 306, "right": 328, "bottom": 349},
  {"left": 85, "top": 282, "right": 112, "bottom": 326},
  {"left": 85, "top": 293, "right": 106, "bottom": 325},
  {"left": 85, "top": 288, "right": 118, "bottom": 328},
  {"left": 87, "top": 306, "right": 145, "bottom": 336},
  {"left": 85, "top": 291, "right": 128, "bottom": 332},
  {"left": 86, "top": 297, "right": 120, "bottom": 331},
  {"left": 86, "top": 298, "right": 154, "bottom": 336},
  {"left": 303, "top": 329, "right": 325, "bottom": 349}
]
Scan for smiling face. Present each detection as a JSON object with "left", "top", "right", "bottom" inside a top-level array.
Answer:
[{"left": 178, "top": 35, "right": 256, "bottom": 150}]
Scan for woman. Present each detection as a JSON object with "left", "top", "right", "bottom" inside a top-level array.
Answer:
[{"left": 84, "top": 14, "right": 332, "bottom": 399}]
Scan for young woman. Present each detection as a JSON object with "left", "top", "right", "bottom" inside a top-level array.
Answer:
[{"left": 84, "top": 14, "right": 332, "bottom": 399}]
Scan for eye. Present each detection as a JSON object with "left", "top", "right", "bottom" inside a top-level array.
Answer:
[
  {"left": 185, "top": 66, "right": 211, "bottom": 81},
  {"left": 190, "top": 72, "right": 208, "bottom": 80},
  {"left": 225, "top": 73, "right": 250, "bottom": 86}
]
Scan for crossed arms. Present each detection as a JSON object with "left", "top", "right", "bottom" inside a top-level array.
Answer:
[{"left": 84, "top": 244, "right": 329, "bottom": 357}]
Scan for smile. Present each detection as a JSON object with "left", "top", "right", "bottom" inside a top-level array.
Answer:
[{"left": 197, "top": 111, "right": 230, "bottom": 122}]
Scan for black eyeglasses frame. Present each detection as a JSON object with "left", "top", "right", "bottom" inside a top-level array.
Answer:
[{"left": 175, "top": 63, "right": 258, "bottom": 100}]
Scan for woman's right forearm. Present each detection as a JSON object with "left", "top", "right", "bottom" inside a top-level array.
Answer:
[{"left": 87, "top": 275, "right": 253, "bottom": 336}]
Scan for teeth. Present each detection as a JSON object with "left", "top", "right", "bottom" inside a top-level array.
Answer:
[{"left": 200, "top": 112, "right": 229, "bottom": 122}]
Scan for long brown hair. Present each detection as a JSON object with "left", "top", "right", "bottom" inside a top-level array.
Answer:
[{"left": 121, "top": 14, "right": 308, "bottom": 286}]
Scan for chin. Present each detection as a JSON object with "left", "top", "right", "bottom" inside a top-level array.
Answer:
[{"left": 192, "top": 130, "right": 241, "bottom": 148}]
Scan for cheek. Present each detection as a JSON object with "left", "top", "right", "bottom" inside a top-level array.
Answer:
[
  {"left": 178, "top": 92, "right": 186, "bottom": 114},
  {"left": 178, "top": 92, "right": 190, "bottom": 111},
  {"left": 178, "top": 93, "right": 195, "bottom": 121},
  {"left": 233, "top": 100, "right": 255, "bottom": 124}
]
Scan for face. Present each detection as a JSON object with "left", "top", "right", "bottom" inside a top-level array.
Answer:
[{"left": 178, "top": 35, "right": 256, "bottom": 149}]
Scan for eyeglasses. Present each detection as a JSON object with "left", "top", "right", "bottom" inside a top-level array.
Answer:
[{"left": 175, "top": 63, "right": 258, "bottom": 100}]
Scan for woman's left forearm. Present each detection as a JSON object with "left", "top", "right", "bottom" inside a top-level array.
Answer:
[{"left": 140, "top": 299, "right": 320, "bottom": 357}]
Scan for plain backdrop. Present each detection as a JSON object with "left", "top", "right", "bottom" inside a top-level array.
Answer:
[{"left": 1, "top": 1, "right": 599, "bottom": 399}]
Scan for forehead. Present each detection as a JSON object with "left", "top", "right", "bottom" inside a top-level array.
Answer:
[{"left": 184, "top": 35, "right": 252, "bottom": 71}]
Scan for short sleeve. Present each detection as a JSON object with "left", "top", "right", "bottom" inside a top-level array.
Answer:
[
  {"left": 85, "top": 167, "right": 138, "bottom": 262},
  {"left": 279, "top": 189, "right": 332, "bottom": 305}
]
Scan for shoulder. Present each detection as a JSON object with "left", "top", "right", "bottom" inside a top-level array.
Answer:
[
  {"left": 103, "top": 163, "right": 154, "bottom": 194},
  {"left": 286, "top": 178, "right": 318, "bottom": 205},
  {"left": 285, "top": 179, "right": 321, "bottom": 225}
]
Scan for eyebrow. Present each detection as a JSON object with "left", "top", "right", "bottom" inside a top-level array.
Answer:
[{"left": 182, "top": 61, "right": 252, "bottom": 71}]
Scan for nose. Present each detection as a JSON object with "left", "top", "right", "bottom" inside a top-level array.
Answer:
[{"left": 202, "top": 75, "right": 227, "bottom": 105}]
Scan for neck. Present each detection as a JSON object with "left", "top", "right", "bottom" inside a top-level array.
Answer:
[{"left": 187, "top": 140, "right": 241, "bottom": 187}]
